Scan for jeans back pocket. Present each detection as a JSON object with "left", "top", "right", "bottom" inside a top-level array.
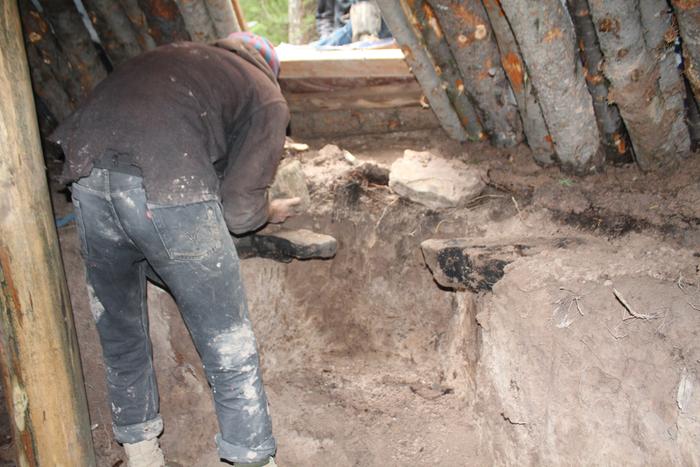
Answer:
[{"left": 150, "top": 201, "right": 223, "bottom": 260}]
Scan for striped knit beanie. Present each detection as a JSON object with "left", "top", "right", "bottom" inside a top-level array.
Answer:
[{"left": 225, "top": 32, "right": 280, "bottom": 77}]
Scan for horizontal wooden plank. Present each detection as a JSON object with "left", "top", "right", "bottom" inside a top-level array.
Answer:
[
  {"left": 280, "top": 76, "right": 416, "bottom": 93},
  {"left": 289, "top": 106, "right": 440, "bottom": 138},
  {"left": 278, "top": 47, "right": 412, "bottom": 79},
  {"left": 284, "top": 82, "right": 424, "bottom": 111}
]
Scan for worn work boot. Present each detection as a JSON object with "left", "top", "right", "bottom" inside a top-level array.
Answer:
[{"left": 123, "top": 438, "right": 165, "bottom": 467}]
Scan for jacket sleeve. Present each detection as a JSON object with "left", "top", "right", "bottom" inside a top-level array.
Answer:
[{"left": 220, "top": 100, "right": 290, "bottom": 235}]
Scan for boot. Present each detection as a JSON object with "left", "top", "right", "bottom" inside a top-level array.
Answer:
[{"left": 123, "top": 438, "right": 165, "bottom": 467}]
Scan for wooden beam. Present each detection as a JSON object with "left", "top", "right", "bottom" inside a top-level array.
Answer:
[
  {"left": 231, "top": 0, "right": 247, "bottom": 31},
  {"left": 289, "top": 106, "right": 441, "bottom": 138},
  {"left": 0, "top": 2, "right": 96, "bottom": 466},
  {"left": 278, "top": 47, "right": 412, "bottom": 79},
  {"left": 284, "top": 82, "right": 424, "bottom": 111}
]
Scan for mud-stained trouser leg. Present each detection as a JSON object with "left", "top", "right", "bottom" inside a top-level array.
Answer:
[
  {"left": 88, "top": 173, "right": 276, "bottom": 463},
  {"left": 73, "top": 169, "right": 275, "bottom": 462},
  {"left": 139, "top": 203, "right": 276, "bottom": 464},
  {"left": 71, "top": 170, "right": 162, "bottom": 444}
]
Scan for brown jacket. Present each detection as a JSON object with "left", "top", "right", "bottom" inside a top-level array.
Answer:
[{"left": 51, "top": 42, "right": 289, "bottom": 234}]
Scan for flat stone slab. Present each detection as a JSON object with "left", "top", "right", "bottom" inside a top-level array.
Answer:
[
  {"left": 421, "top": 237, "right": 585, "bottom": 292},
  {"left": 235, "top": 228, "right": 337, "bottom": 263},
  {"left": 389, "top": 150, "right": 486, "bottom": 209}
]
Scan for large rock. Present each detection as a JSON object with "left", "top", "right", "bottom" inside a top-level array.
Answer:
[
  {"left": 389, "top": 150, "right": 486, "bottom": 209},
  {"left": 270, "top": 159, "right": 311, "bottom": 214},
  {"left": 421, "top": 237, "right": 584, "bottom": 292}
]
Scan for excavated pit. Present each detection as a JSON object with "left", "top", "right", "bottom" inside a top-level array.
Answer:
[{"left": 49, "top": 130, "right": 700, "bottom": 466}]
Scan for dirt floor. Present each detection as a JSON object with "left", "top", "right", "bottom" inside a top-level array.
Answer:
[{"left": 39, "top": 129, "right": 700, "bottom": 466}]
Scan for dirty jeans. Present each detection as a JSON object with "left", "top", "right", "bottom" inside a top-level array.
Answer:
[{"left": 71, "top": 168, "right": 275, "bottom": 463}]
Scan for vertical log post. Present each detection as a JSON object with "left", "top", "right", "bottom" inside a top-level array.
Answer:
[
  {"left": 136, "top": 0, "right": 191, "bottom": 44},
  {"left": 589, "top": 0, "right": 687, "bottom": 170},
  {"left": 231, "top": 0, "right": 247, "bottom": 31},
  {"left": 289, "top": 0, "right": 304, "bottom": 44},
  {"left": 0, "top": 2, "right": 96, "bottom": 466},
  {"left": 174, "top": 0, "right": 218, "bottom": 43},
  {"left": 80, "top": 0, "right": 145, "bottom": 66},
  {"left": 566, "top": 0, "right": 634, "bottom": 164},
  {"left": 428, "top": 0, "right": 522, "bottom": 147},
  {"left": 499, "top": 0, "right": 602, "bottom": 172},
  {"left": 640, "top": 0, "right": 691, "bottom": 158},
  {"left": 403, "top": 0, "right": 485, "bottom": 139},
  {"left": 672, "top": 1, "right": 700, "bottom": 107},
  {"left": 481, "top": 0, "right": 555, "bottom": 164},
  {"left": 204, "top": 0, "right": 241, "bottom": 39},
  {"left": 18, "top": 0, "right": 75, "bottom": 124},
  {"left": 118, "top": 0, "right": 157, "bottom": 50},
  {"left": 40, "top": 0, "right": 108, "bottom": 97},
  {"left": 377, "top": 0, "right": 478, "bottom": 141},
  {"left": 18, "top": 0, "right": 83, "bottom": 110}
]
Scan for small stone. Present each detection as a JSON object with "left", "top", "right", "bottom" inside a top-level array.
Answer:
[
  {"left": 270, "top": 159, "right": 311, "bottom": 214},
  {"left": 284, "top": 138, "right": 309, "bottom": 152},
  {"left": 343, "top": 150, "right": 359, "bottom": 166},
  {"left": 315, "top": 144, "right": 344, "bottom": 165},
  {"left": 389, "top": 150, "right": 486, "bottom": 209}
]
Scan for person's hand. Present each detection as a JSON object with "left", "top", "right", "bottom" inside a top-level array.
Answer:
[{"left": 268, "top": 197, "right": 302, "bottom": 223}]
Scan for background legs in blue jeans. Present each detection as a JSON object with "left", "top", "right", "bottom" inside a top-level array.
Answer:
[{"left": 72, "top": 169, "right": 275, "bottom": 463}]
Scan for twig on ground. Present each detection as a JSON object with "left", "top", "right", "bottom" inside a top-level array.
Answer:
[
  {"left": 560, "top": 287, "right": 586, "bottom": 315},
  {"left": 613, "top": 288, "right": 659, "bottom": 320},
  {"left": 511, "top": 195, "right": 531, "bottom": 227},
  {"left": 375, "top": 197, "right": 399, "bottom": 229},
  {"left": 465, "top": 194, "right": 507, "bottom": 209},
  {"left": 606, "top": 323, "right": 629, "bottom": 340}
]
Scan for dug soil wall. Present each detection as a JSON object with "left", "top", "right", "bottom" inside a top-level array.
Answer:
[{"left": 53, "top": 130, "right": 700, "bottom": 466}]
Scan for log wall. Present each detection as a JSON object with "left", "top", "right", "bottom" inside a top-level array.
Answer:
[{"left": 18, "top": 0, "right": 700, "bottom": 173}]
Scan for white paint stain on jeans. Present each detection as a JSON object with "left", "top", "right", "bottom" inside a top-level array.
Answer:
[{"left": 86, "top": 283, "right": 105, "bottom": 322}]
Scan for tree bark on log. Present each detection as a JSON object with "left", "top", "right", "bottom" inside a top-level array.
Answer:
[
  {"left": 377, "top": 0, "right": 476, "bottom": 141},
  {"left": 173, "top": 0, "right": 218, "bottom": 43},
  {"left": 18, "top": 0, "right": 81, "bottom": 114},
  {"left": 1, "top": 2, "right": 96, "bottom": 465},
  {"left": 589, "top": 0, "right": 687, "bottom": 170},
  {"left": 402, "top": 0, "right": 485, "bottom": 140},
  {"left": 481, "top": 0, "right": 554, "bottom": 165},
  {"left": 672, "top": 1, "right": 700, "bottom": 108},
  {"left": 23, "top": 36, "right": 73, "bottom": 125},
  {"left": 136, "top": 0, "right": 190, "bottom": 45},
  {"left": 204, "top": 0, "right": 241, "bottom": 39},
  {"left": 500, "top": 0, "right": 602, "bottom": 172},
  {"left": 567, "top": 0, "right": 634, "bottom": 165},
  {"left": 118, "top": 0, "right": 157, "bottom": 50},
  {"left": 40, "top": 0, "right": 109, "bottom": 98},
  {"left": 640, "top": 0, "right": 691, "bottom": 159},
  {"left": 80, "top": 0, "right": 144, "bottom": 66},
  {"left": 289, "top": 0, "right": 304, "bottom": 44},
  {"left": 427, "top": 0, "right": 522, "bottom": 147},
  {"left": 685, "top": 77, "right": 700, "bottom": 149}
]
